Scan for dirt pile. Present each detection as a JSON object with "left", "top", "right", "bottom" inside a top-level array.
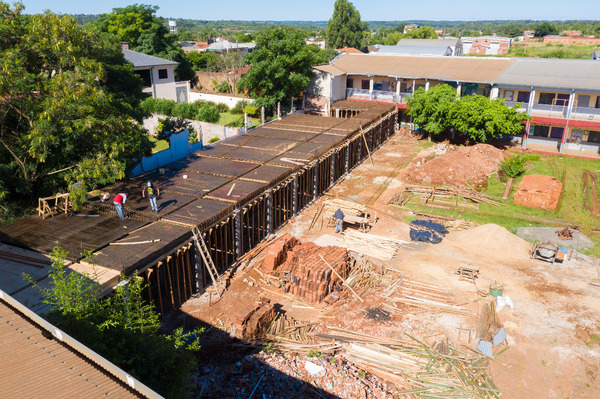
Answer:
[
  {"left": 405, "top": 144, "right": 505, "bottom": 186},
  {"left": 446, "top": 223, "right": 531, "bottom": 260}
]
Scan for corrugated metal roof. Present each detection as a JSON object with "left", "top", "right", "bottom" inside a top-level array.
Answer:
[
  {"left": 314, "top": 63, "right": 346, "bottom": 77},
  {"left": 495, "top": 58, "right": 600, "bottom": 91},
  {"left": 315, "top": 54, "right": 514, "bottom": 84},
  {"left": 0, "top": 291, "right": 161, "bottom": 398},
  {"left": 397, "top": 38, "right": 461, "bottom": 47},
  {"left": 122, "top": 49, "right": 178, "bottom": 68},
  {"left": 377, "top": 45, "right": 451, "bottom": 56}
]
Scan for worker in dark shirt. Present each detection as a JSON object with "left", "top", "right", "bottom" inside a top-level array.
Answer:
[
  {"left": 334, "top": 208, "right": 345, "bottom": 233},
  {"left": 142, "top": 181, "right": 160, "bottom": 212}
]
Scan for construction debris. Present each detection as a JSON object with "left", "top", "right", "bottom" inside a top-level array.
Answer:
[
  {"left": 343, "top": 229, "right": 411, "bottom": 260},
  {"left": 390, "top": 185, "right": 502, "bottom": 208},
  {"left": 555, "top": 227, "right": 573, "bottom": 240}
]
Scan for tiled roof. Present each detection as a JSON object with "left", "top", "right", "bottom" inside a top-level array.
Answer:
[
  {"left": 0, "top": 290, "right": 162, "bottom": 399},
  {"left": 122, "top": 49, "right": 178, "bottom": 68}
]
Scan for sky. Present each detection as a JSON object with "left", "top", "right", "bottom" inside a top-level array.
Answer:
[{"left": 18, "top": 0, "right": 600, "bottom": 21}]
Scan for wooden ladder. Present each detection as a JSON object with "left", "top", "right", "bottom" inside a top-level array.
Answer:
[{"left": 192, "top": 227, "right": 224, "bottom": 297}]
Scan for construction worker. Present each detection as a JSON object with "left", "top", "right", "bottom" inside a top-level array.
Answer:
[
  {"left": 112, "top": 193, "right": 128, "bottom": 219},
  {"left": 142, "top": 181, "right": 160, "bottom": 212},
  {"left": 334, "top": 208, "right": 345, "bottom": 233}
]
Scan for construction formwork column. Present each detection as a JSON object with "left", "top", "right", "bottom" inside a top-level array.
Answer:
[
  {"left": 329, "top": 152, "right": 336, "bottom": 187},
  {"left": 345, "top": 142, "right": 350, "bottom": 174},
  {"left": 193, "top": 241, "right": 203, "bottom": 292},
  {"left": 358, "top": 135, "right": 362, "bottom": 161},
  {"left": 312, "top": 163, "right": 319, "bottom": 201},
  {"left": 292, "top": 176, "right": 298, "bottom": 215},
  {"left": 265, "top": 190, "right": 273, "bottom": 235},
  {"left": 234, "top": 209, "right": 242, "bottom": 259}
]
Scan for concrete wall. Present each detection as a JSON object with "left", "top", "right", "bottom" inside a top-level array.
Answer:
[
  {"left": 143, "top": 114, "right": 244, "bottom": 145},
  {"left": 331, "top": 75, "right": 347, "bottom": 102},
  {"left": 189, "top": 91, "right": 250, "bottom": 109}
]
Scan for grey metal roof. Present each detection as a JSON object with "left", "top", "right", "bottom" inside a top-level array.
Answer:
[
  {"left": 206, "top": 40, "right": 255, "bottom": 51},
  {"left": 377, "top": 45, "right": 451, "bottom": 56},
  {"left": 122, "top": 49, "right": 178, "bottom": 68},
  {"left": 494, "top": 58, "right": 600, "bottom": 91},
  {"left": 397, "top": 38, "right": 461, "bottom": 47}
]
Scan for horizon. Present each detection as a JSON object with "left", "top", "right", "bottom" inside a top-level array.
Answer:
[{"left": 17, "top": 0, "right": 600, "bottom": 22}]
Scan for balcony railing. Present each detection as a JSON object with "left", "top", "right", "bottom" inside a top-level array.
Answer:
[
  {"left": 572, "top": 106, "right": 600, "bottom": 116},
  {"left": 531, "top": 103, "right": 567, "bottom": 115},
  {"left": 346, "top": 88, "right": 412, "bottom": 104}
]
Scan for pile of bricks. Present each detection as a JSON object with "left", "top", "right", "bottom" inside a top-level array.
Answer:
[
  {"left": 279, "top": 243, "right": 349, "bottom": 304},
  {"left": 232, "top": 298, "right": 276, "bottom": 340},
  {"left": 263, "top": 234, "right": 299, "bottom": 272},
  {"left": 513, "top": 174, "right": 562, "bottom": 211}
]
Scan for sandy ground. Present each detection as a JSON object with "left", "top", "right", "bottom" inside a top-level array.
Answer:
[{"left": 182, "top": 131, "right": 600, "bottom": 398}]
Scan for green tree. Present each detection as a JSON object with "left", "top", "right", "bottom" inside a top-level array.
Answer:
[
  {"left": 325, "top": 0, "right": 367, "bottom": 49},
  {"left": 535, "top": 22, "right": 559, "bottom": 37},
  {"left": 0, "top": 2, "right": 152, "bottom": 208},
  {"left": 238, "top": 27, "right": 317, "bottom": 110},
  {"left": 407, "top": 84, "right": 457, "bottom": 136},
  {"left": 23, "top": 244, "right": 202, "bottom": 399},
  {"left": 448, "top": 96, "right": 529, "bottom": 143},
  {"left": 93, "top": 4, "right": 194, "bottom": 81},
  {"left": 404, "top": 26, "right": 439, "bottom": 39},
  {"left": 197, "top": 105, "right": 221, "bottom": 123}
]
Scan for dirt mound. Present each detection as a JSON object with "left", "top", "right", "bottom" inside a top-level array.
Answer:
[
  {"left": 405, "top": 144, "right": 505, "bottom": 186},
  {"left": 446, "top": 223, "right": 531, "bottom": 260}
]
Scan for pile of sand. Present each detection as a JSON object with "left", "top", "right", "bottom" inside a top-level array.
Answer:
[
  {"left": 405, "top": 144, "right": 505, "bottom": 186},
  {"left": 446, "top": 223, "right": 531, "bottom": 260}
]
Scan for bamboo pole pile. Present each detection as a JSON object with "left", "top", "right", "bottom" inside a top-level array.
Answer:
[
  {"left": 345, "top": 257, "right": 391, "bottom": 290},
  {"left": 266, "top": 313, "right": 318, "bottom": 343},
  {"left": 323, "top": 198, "right": 366, "bottom": 217},
  {"left": 389, "top": 185, "right": 502, "bottom": 209},
  {"left": 344, "top": 229, "right": 412, "bottom": 260}
]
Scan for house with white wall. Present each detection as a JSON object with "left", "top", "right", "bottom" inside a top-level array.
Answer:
[
  {"left": 122, "top": 48, "right": 190, "bottom": 103},
  {"left": 396, "top": 38, "right": 463, "bottom": 56}
]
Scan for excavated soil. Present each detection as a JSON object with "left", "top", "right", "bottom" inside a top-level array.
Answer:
[{"left": 404, "top": 143, "right": 506, "bottom": 186}]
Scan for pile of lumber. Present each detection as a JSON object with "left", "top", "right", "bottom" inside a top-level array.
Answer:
[
  {"left": 344, "top": 229, "right": 411, "bottom": 260},
  {"left": 323, "top": 198, "right": 366, "bottom": 217},
  {"left": 409, "top": 211, "right": 478, "bottom": 231},
  {"left": 390, "top": 185, "right": 502, "bottom": 208},
  {"left": 266, "top": 313, "right": 317, "bottom": 343},
  {"left": 345, "top": 257, "right": 390, "bottom": 289}
]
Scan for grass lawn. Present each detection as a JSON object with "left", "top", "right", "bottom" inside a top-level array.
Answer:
[
  {"left": 218, "top": 112, "right": 259, "bottom": 127},
  {"left": 400, "top": 146, "right": 600, "bottom": 256},
  {"left": 148, "top": 135, "right": 169, "bottom": 153}
]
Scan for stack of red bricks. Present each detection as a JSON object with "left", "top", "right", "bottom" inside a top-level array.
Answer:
[
  {"left": 232, "top": 298, "right": 276, "bottom": 340},
  {"left": 263, "top": 234, "right": 299, "bottom": 272},
  {"left": 279, "top": 243, "right": 349, "bottom": 304}
]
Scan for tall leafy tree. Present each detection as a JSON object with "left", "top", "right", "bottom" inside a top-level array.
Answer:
[
  {"left": 93, "top": 4, "right": 194, "bottom": 81},
  {"left": 407, "top": 84, "right": 457, "bottom": 136},
  {"left": 326, "top": 0, "right": 367, "bottom": 49},
  {"left": 238, "top": 27, "right": 317, "bottom": 110},
  {"left": 535, "top": 22, "right": 559, "bottom": 37},
  {"left": 0, "top": 2, "right": 152, "bottom": 210},
  {"left": 448, "top": 96, "right": 529, "bottom": 143},
  {"left": 404, "top": 26, "right": 439, "bottom": 39}
]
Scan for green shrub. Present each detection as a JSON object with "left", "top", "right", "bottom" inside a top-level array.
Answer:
[
  {"left": 216, "top": 80, "right": 230, "bottom": 93},
  {"left": 172, "top": 102, "right": 198, "bottom": 120},
  {"left": 499, "top": 154, "right": 538, "bottom": 179},
  {"left": 243, "top": 104, "right": 260, "bottom": 117},
  {"left": 140, "top": 97, "right": 159, "bottom": 113},
  {"left": 208, "top": 137, "right": 220, "bottom": 143},
  {"left": 154, "top": 98, "right": 177, "bottom": 116},
  {"left": 69, "top": 182, "right": 87, "bottom": 211},
  {"left": 216, "top": 102, "right": 230, "bottom": 113},
  {"left": 231, "top": 100, "right": 251, "bottom": 114},
  {"left": 196, "top": 105, "right": 220, "bottom": 123}
]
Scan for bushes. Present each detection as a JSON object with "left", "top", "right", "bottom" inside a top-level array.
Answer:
[
  {"left": 196, "top": 105, "right": 220, "bottom": 123},
  {"left": 231, "top": 100, "right": 251, "bottom": 114},
  {"left": 216, "top": 80, "right": 230, "bottom": 93},
  {"left": 499, "top": 153, "right": 541, "bottom": 179},
  {"left": 216, "top": 102, "right": 230, "bottom": 113},
  {"left": 172, "top": 102, "right": 199, "bottom": 120},
  {"left": 226, "top": 116, "right": 245, "bottom": 127}
]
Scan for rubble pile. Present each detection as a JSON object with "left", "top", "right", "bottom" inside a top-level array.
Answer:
[
  {"left": 193, "top": 351, "right": 394, "bottom": 398},
  {"left": 406, "top": 143, "right": 505, "bottom": 186}
]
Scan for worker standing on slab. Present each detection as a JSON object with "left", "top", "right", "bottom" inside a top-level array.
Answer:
[
  {"left": 142, "top": 181, "right": 160, "bottom": 212},
  {"left": 334, "top": 208, "right": 345, "bottom": 233},
  {"left": 112, "top": 193, "right": 128, "bottom": 219}
]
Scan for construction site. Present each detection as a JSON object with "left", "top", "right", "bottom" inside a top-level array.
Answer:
[{"left": 1, "top": 100, "right": 600, "bottom": 398}]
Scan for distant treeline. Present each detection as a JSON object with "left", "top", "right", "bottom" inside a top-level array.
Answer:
[{"left": 67, "top": 15, "right": 599, "bottom": 39}]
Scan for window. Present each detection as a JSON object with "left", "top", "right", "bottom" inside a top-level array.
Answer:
[
  {"left": 588, "top": 130, "right": 600, "bottom": 143},
  {"left": 158, "top": 69, "right": 168, "bottom": 79},
  {"left": 503, "top": 90, "right": 514, "bottom": 101},
  {"left": 531, "top": 125, "right": 550, "bottom": 137},
  {"left": 577, "top": 95, "right": 590, "bottom": 108},
  {"left": 347, "top": 79, "right": 354, "bottom": 89},
  {"left": 400, "top": 82, "right": 408, "bottom": 93},
  {"left": 549, "top": 126, "right": 563, "bottom": 139},
  {"left": 361, "top": 80, "right": 369, "bottom": 90},
  {"left": 517, "top": 91, "right": 530, "bottom": 103},
  {"left": 596, "top": 97, "right": 600, "bottom": 109},
  {"left": 555, "top": 94, "right": 569, "bottom": 106},
  {"left": 539, "top": 92, "right": 556, "bottom": 105},
  {"left": 135, "top": 70, "right": 151, "bottom": 87}
]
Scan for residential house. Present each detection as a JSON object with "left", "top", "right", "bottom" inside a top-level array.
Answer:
[
  {"left": 122, "top": 47, "right": 190, "bottom": 103},
  {"left": 396, "top": 38, "right": 463, "bottom": 56},
  {"left": 403, "top": 24, "right": 421, "bottom": 34},
  {"left": 306, "top": 53, "right": 600, "bottom": 157},
  {"left": 0, "top": 289, "right": 161, "bottom": 398},
  {"left": 206, "top": 40, "right": 255, "bottom": 55},
  {"left": 306, "top": 37, "right": 327, "bottom": 49},
  {"left": 377, "top": 45, "right": 453, "bottom": 57},
  {"left": 337, "top": 47, "right": 363, "bottom": 54},
  {"left": 561, "top": 30, "right": 582, "bottom": 37},
  {"left": 523, "top": 30, "right": 536, "bottom": 41},
  {"left": 462, "top": 36, "right": 512, "bottom": 55}
]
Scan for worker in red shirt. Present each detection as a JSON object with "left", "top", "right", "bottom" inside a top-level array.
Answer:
[{"left": 112, "top": 193, "right": 128, "bottom": 219}]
